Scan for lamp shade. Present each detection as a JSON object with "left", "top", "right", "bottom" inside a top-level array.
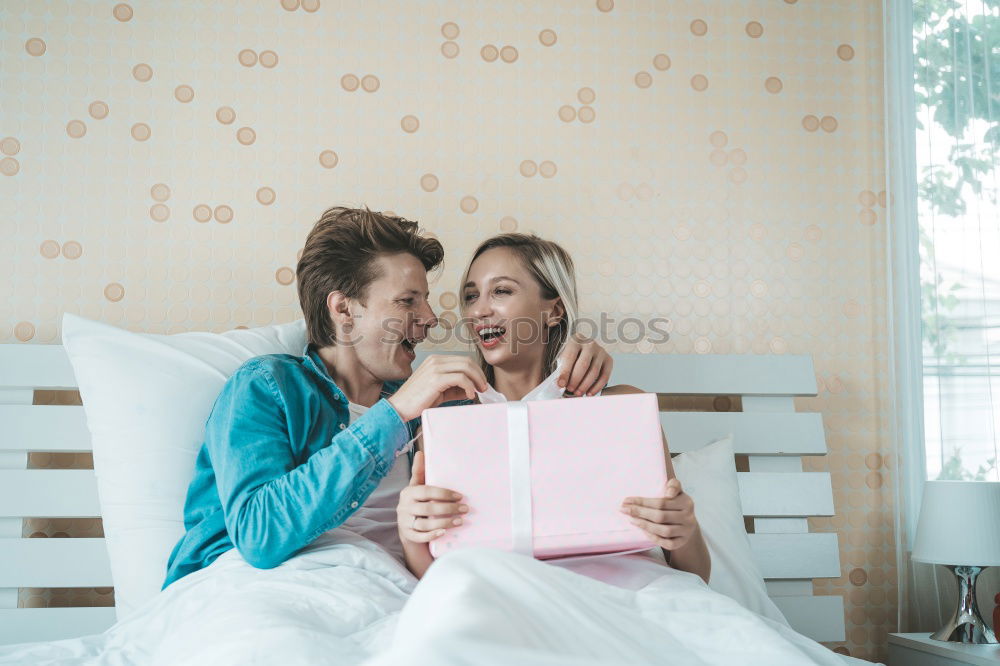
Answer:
[{"left": 911, "top": 480, "right": 1000, "bottom": 566}]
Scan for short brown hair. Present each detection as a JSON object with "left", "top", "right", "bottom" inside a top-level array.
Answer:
[{"left": 296, "top": 206, "right": 444, "bottom": 347}]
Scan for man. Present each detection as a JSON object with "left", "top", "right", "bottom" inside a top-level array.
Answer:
[{"left": 163, "top": 206, "right": 612, "bottom": 587}]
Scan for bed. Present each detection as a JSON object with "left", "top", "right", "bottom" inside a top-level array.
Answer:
[{"left": 0, "top": 336, "right": 849, "bottom": 661}]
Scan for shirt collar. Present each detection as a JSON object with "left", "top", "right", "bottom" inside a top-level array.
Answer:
[{"left": 303, "top": 344, "right": 403, "bottom": 403}]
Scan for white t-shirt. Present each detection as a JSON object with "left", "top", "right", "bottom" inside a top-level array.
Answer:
[{"left": 334, "top": 401, "right": 410, "bottom": 562}]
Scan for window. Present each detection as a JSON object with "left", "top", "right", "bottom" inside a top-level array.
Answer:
[{"left": 915, "top": 0, "right": 999, "bottom": 481}]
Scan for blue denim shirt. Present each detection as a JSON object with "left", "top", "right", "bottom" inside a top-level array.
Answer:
[{"left": 162, "top": 345, "right": 417, "bottom": 588}]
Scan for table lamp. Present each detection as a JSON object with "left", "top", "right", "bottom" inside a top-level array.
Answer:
[{"left": 911, "top": 480, "right": 1000, "bottom": 644}]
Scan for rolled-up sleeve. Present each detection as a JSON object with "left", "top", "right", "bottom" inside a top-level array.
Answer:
[{"left": 206, "top": 363, "right": 409, "bottom": 569}]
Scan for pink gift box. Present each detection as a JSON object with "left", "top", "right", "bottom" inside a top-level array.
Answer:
[{"left": 422, "top": 393, "right": 667, "bottom": 559}]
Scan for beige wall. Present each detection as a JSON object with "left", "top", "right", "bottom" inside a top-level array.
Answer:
[{"left": 2, "top": 0, "right": 893, "bottom": 661}]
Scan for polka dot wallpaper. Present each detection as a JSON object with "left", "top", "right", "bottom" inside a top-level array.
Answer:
[{"left": 2, "top": 0, "right": 893, "bottom": 660}]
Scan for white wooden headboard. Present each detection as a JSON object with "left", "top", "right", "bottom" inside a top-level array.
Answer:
[
  {"left": 0, "top": 344, "right": 844, "bottom": 646},
  {"left": 0, "top": 344, "right": 116, "bottom": 644},
  {"left": 608, "top": 353, "right": 844, "bottom": 644}
]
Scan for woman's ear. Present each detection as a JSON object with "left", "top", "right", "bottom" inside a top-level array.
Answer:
[
  {"left": 326, "top": 291, "right": 354, "bottom": 333},
  {"left": 546, "top": 298, "right": 565, "bottom": 328}
]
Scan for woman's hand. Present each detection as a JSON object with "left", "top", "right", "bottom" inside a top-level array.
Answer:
[
  {"left": 557, "top": 335, "right": 613, "bottom": 396},
  {"left": 397, "top": 451, "right": 469, "bottom": 544},
  {"left": 620, "top": 477, "right": 699, "bottom": 552}
]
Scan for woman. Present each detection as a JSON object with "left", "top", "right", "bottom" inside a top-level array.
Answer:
[{"left": 396, "top": 233, "right": 711, "bottom": 583}]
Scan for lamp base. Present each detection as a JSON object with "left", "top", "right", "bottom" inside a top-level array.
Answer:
[{"left": 930, "top": 565, "right": 998, "bottom": 644}]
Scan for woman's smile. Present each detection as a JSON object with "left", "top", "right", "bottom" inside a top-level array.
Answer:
[{"left": 475, "top": 323, "right": 507, "bottom": 350}]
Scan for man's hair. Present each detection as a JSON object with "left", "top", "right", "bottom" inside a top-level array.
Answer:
[{"left": 296, "top": 206, "right": 444, "bottom": 347}]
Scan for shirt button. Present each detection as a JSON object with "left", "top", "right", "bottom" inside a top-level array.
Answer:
[
  {"left": 339, "top": 423, "right": 346, "bottom": 430},
  {"left": 350, "top": 501, "right": 358, "bottom": 509}
]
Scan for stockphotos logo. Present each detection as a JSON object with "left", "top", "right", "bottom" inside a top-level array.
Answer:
[{"left": 372, "top": 313, "right": 671, "bottom": 349}]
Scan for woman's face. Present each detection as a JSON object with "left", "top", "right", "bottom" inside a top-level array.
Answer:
[{"left": 461, "top": 246, "right": 562, "bottom": 370}]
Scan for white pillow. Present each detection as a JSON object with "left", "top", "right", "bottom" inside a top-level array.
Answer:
[
  {"left": 61, "top": 313, "right": 307, "bottom": 619},
  {"left": 669, "top": 435, "right": 790, "bottom": 626}
]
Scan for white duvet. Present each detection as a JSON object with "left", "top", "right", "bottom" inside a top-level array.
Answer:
[{"left": 1, "top": 534, "right": 868, "bottom": 666}]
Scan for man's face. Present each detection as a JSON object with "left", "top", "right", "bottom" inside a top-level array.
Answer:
[{"left": 342, "top": 252, "right": 437, "bottom": 382}]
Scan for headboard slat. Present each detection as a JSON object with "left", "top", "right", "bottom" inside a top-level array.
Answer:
[
  {"left": 0, "top": 608, "right": 116, "bottom": 645},
  {"left": 660, "top": 412, "right": 826, "bottom": 455},
  {"left": 769, "top": 596, "right": 846, "bottom": 644},
  {"left": 0, "top": 346, "right": 79, "bottom": 391},
  {"left": 0, "top": 538, "right": 113, "bottom": 587},
  {"left": 610, "top": 353, "right": 818, "bottom": 396},
  {"left": 0, "top": 470, "right": 100, "bottom": 518},
  {"left": 414, "top": 350, "right": 819, "bottom": 396},
  {"left": 748, "top": 533, "right": 841, "bottom": 579},
  {"left": 0, "top": 405, "right": 92, "bottom": 452},
  {"left": 736, "top": 472, "right": 834, "bottom": 516}
]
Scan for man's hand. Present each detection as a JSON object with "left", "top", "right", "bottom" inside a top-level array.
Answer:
[{"left": 388, "top": 355, "right": 488, "bottom": 421}]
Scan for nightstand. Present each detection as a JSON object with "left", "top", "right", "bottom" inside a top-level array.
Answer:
[{"left": 888, "top": 633, "right": 1000, "bottom": 665}]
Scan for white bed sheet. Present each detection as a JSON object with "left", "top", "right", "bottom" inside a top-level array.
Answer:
[{"left": 0, "top": 535, "right": 872, "bottom": 665}]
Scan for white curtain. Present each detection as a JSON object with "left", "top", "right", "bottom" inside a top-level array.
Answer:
[{"left": 887, "top": 0, "right": 1000, "bottom": 633}]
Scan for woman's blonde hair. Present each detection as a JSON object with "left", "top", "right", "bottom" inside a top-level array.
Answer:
[{"left": 459, "top": 233, "right": 579, "bottom": 384}]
